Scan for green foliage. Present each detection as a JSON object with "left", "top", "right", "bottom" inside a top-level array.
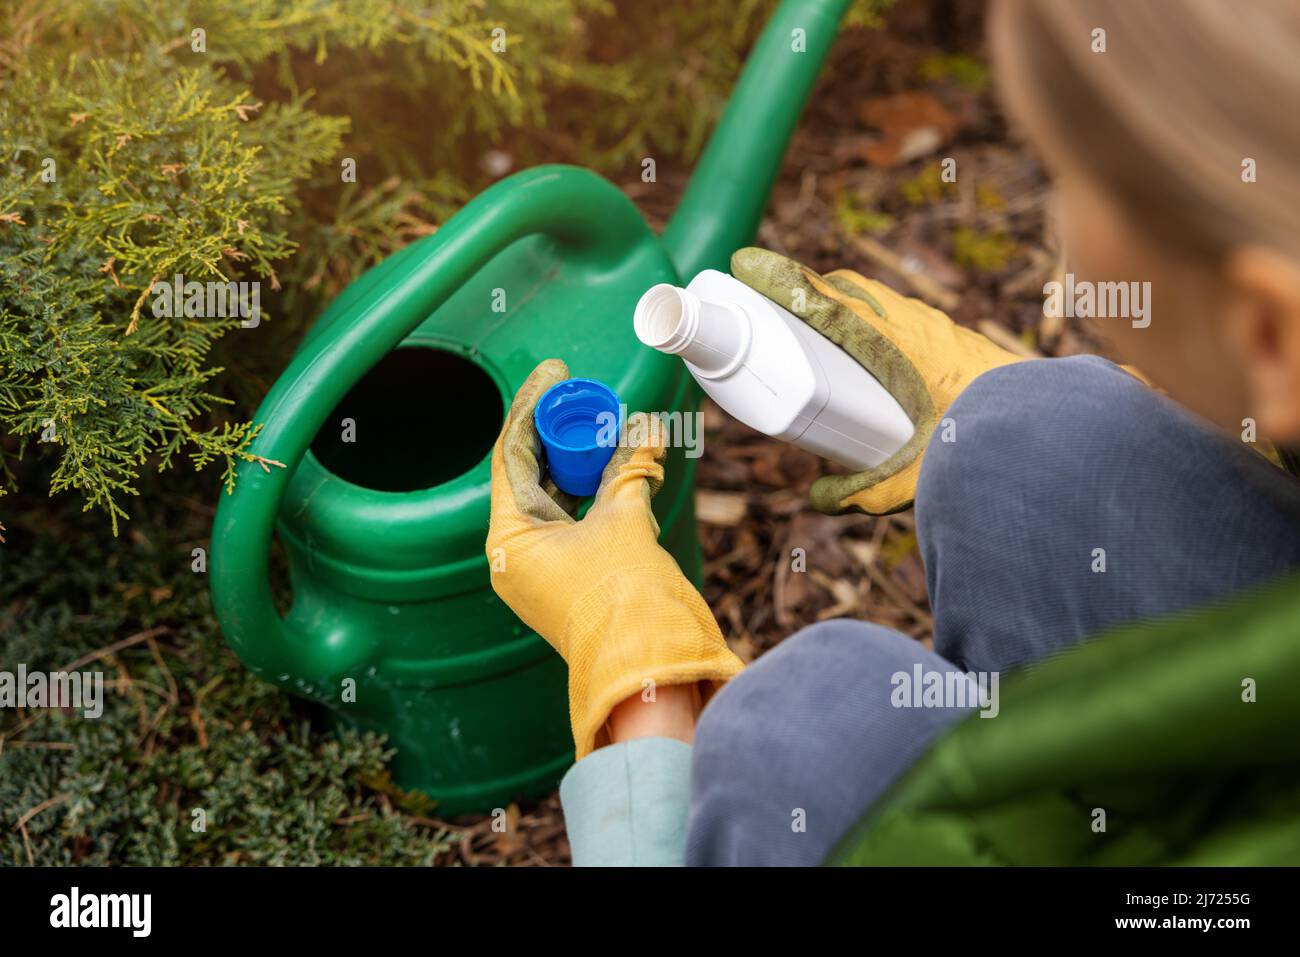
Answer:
[
  {"left": 916, "top": 53, "right": 991, "bottom": 93},
  {"left": 951, "top": 225, "right": 1018, "bottom": 272},
  {"left": 975, "top": 181, "right": 1007, "bottom": 211},
  {"left": 0, "top": 0, "right": 890, "bottom": 532},
  {"left": 0, "top": 487, "right": 453, "bottom": 866},
  {"left": 1, "top": 0, "right": 896, "bottom": 866},
  {"left": 0, "top": 4, "right": 348, "bottom": 533},
  {"left": 834, "top": 191, "right": 894, "bottom": 236},
  {"left": 898, "top": 160, "right": 954, "bottom": 207}
]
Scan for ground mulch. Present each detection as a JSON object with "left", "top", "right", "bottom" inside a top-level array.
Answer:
[{"left": 450, "top": 0, "right": 1100, "bottom": 866}]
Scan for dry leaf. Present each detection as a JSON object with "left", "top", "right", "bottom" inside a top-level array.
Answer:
[
  {"left": 494, "top": 802, "right": 524, "bottom": 856},
  {"left": 696, "top": 490, "right": 748, "bottom": 526},
  {"left": 858, "top": 91, "right": 959, "bottom": 167}
]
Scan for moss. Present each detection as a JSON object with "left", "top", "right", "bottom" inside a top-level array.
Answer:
[
  {"left": 917, "top": 53, "right": 991, "bottom": 93},
  {"left": 899, "top": 161, "right": 953, "bottom": 207},
  {"left": 835, "top": 191, "right": 895, "bottom": 236},
  {"left": 951, "top": 226, "right": 1018, "bottom": 272},
  {"left": 880, "top": 529, "right": 918, "bottom": 572},
  {"left": 976, "top": 182, "right": 1007, "bottom": 211}
]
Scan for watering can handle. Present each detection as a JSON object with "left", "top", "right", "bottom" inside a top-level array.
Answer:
[{"left": 209, "top": 165, "right": 653, "bottom": 683}]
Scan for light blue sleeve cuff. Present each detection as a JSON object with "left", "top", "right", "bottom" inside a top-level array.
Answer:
[{"left": 559, "top": 737, "right": 693, "bottom": 867}]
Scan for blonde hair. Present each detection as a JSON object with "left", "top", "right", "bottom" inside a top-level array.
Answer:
[{"left": 994, "top": 0, "right": 1300, "bottom": 260}]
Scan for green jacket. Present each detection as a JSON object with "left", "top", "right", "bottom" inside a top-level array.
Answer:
[{"left": 828, "top": 571, "right": 1300, "bottom": 865}]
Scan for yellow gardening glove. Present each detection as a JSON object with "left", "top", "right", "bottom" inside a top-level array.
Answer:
[
  {"left": 731, "top": 247, "right": 1026, "bottom": 515},
  {"left": 487, "top": 359, "right": 743, "bottom": 759}
]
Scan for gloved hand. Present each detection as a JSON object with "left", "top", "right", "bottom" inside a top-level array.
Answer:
[
  {"left": 486, "top": 359, "right": 743, "bottom": 759},
  {"left": 731, "top": 247, "right": 1025, "bottom": 515}
]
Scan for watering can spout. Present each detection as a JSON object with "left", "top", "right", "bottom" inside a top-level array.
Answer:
[{"left": 661, "top": 0, "right": 853, "bottom": 279}]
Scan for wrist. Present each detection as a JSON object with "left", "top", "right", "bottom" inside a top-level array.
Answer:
[
  {"left": 606, "top": 682, "right": 702, "bottom": 746},
  {"left": 565, "top": 571, "right": 742, "bottom": 758}
]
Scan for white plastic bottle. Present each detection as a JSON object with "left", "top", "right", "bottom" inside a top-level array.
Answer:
[{"left": 633, "top": 270, "right": 914, "bottom": 470}]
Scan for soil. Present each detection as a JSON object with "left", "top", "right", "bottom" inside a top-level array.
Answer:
[{"left": 454, "top": 0, "right": 1086, "bottom": 866}]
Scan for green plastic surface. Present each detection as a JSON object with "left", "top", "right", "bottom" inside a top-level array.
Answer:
[{"left": 209, "top": 0, "right": 851, "bottom": 815}]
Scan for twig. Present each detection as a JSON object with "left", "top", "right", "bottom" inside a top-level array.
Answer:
[
  {"left": 60, "top": 626, "right": 169, "bottom": 672},
  {"left": 189, "top": 707, "right": 209, "bottom": 749},
  {"left": 126, "top": 273, "right": 163, "bottom": 335},
  {"left": 4, "top": 740, "right": 76, "bottom": 750},
  {"left": 840, "top": 230, "right": 962, "bottom": 312},
  {"left": 147, "top": 634, "right": 180, "bottom": 705},
  {"left": 976, "top": 318, "right": 1042, "bottom": 358},
  {"left": 12, "top": 791, "right": 72, "bottom": 832},
  {"left": 863, "top": 560, "right": 934, "bottom": 631},
  {"left": 18, "top": 821, "right": 33, "bottom": 867}
]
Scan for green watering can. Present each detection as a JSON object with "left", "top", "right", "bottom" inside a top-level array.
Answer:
[{"left": 210, "top": 0, "right": 851, "bottom": 815}]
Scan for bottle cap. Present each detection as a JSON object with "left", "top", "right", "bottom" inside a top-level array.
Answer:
[{"left": 533, "top": 378, "right": 622, "bottom": 497}]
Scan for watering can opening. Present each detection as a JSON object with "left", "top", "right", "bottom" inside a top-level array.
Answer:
[{"left": 309, "top": 344, "right": 503, "bottom": 493}]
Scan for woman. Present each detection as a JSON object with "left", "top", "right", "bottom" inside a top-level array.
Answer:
[{"left": 486, "top": 0, "right": 1300, "bottom": 865}]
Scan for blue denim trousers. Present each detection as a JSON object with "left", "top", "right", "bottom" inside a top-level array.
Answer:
[{"left": 685, "top": 356, "right": 1300, "bottom": 866}]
